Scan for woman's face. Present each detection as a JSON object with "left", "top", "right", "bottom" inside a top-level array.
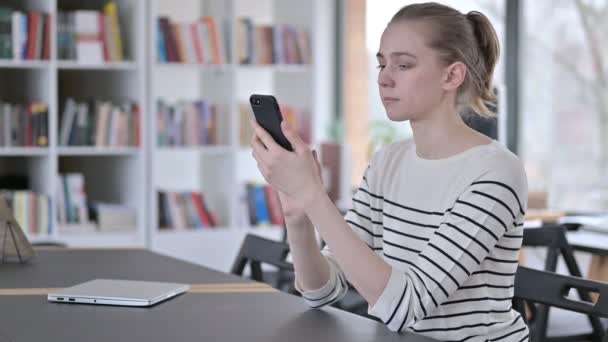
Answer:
[{"left": 376, "top": 21, "right": 448, "bottom": 122}]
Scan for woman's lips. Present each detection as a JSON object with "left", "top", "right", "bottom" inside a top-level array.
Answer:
[{"left": 382, "top": 97, "right": 399, "bottom": 104}]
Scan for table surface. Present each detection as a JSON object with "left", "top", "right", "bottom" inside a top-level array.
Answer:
[
  {"left": 0, "top": 249, "right": 437, "bottom": 342},
  {"left": 566, "top": 230, "right": 608, "bottom": 256}
]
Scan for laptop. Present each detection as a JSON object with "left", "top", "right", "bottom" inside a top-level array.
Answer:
[{"left": 48, "top": 279, "right": 190, "bottom": 307}]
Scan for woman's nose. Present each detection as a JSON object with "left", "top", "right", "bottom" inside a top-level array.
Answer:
[{"left": 378, "top": 69, "right": 395, "bottom": 88}]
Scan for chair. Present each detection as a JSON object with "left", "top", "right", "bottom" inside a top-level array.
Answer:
[
  {"left": 230, "top": 234, "right": 294, "bottom": 292},
  {"left": 519, "top": 225, "right": 607, "bottom": 341},
  {"left": 514, "top": 266, "right": 608, "bottom": 342}
]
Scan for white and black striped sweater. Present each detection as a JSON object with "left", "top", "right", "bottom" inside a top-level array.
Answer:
[{"left": 296, "top": 140, "right": 529, "bottom": 342}]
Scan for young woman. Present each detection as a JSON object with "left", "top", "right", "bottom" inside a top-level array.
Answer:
[{"left": 251, "top": 2, "right": 528, "bottom": 341}]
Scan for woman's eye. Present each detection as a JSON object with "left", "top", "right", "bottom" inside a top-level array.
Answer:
[
  {"left": 398, "top": 65, "right": 410, "bottom": 70},
  {"left": 376, "top": 65, "right": 386, "bottom": 70}
]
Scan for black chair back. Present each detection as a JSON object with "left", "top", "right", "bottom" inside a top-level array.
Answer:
[
  {"left": 519, "top": 225, "right": 607, "bottom": 341},
  {"left": 230, "top": 234, "right": 293, "bottom": 285}
]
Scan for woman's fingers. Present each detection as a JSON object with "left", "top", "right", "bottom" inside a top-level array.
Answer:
[
  {"left": 281, "top": 121, "right": 306, "bottom": 153},
  {"left": 251, "top": 135, "right": 270, "bottom": 164},
  {"left": 251, "top": 119, "right": 279, "bottom": 152}
]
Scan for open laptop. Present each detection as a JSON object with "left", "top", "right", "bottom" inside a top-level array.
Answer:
[{"left": 48, "top": 279, "right": 190, "bottom": 307}]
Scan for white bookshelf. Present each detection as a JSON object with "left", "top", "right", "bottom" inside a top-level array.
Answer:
[
  {"left": 0, "top": 0, "right": 335, "bottom": 271},
  {"left": 0, "top": 0, "right": 147, "bottom": 248},
  {"left": 148, "top": 0, "right": 336, "bottom": 272}
]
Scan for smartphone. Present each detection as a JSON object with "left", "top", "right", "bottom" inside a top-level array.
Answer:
[{"left": 249, "top": 94, "right": 293, "bottom": 151}]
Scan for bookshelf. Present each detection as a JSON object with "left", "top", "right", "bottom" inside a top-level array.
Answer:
[
  {"left": 0, "top": 0, "right": 147, "bottom": 248},
  {"left": 148, "top": 0, "right": 336, "bottom": 271},
  {"left": 0, "top": 0, "right": 335, "bottom": 271}
]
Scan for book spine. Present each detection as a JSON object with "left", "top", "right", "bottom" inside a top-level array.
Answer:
[{"left": 103, "top": 1, "right": 123, "bottom": 61}]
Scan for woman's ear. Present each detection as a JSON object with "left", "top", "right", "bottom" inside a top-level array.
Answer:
[{"left": 442, "top": 62, "right": 467, "bottom": 91}]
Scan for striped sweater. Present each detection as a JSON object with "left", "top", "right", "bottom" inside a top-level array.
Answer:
[{"left": 296, "top": 140, "right": 529, "bottom": 341}]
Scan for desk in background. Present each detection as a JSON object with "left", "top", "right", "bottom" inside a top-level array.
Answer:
[
  {"left": 524, "top": 211, "right": 608, "bottom": 285},
  {"left": 0, "top": 249, "right": 437, "bottom": 342}
]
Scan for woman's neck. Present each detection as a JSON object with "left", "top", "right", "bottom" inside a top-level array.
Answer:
[{"left": 409, "top": 105, "right": 491, "bottom": 160}]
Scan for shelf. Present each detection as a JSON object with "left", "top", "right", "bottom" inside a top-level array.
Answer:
[
  {"left": 156, "top": 145, "right": 234, "bottom": 155},
  {"left": 27, "top": 235, "right": 54, "bottom": 244},
  {"left": 0, "top": 147, "right": 49, "bottom": 156},
  {"left": 0, "top": 60, "right": 50, "bottom": 69},
  {"left": 157, "top": 225, "right": 283, "bottom": 236},
  {"left": 57, "top": 61, "right": 139, "bottom": 71},
  {"left": 237, "top": 64, "right": 311, "bottom": 73},
  {"left": 56, "top": 231, "right": 143, "bottom": 248},
  {"left": 57, "top": 147, "right": 141, "bottom": 156},
  {"left": 155, "top": 63, "right": 232, "bottom": 72}
]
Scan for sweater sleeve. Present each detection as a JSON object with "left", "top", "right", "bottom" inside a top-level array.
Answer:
[
  {"left": 368, "top": 166, "right": 528, "bottom": 332},
  {"left": 296, "top": 161, "right": 382, "bottom": 308}
]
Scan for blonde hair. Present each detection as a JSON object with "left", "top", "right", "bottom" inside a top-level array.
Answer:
[{"left": 390, "top": 2, "right": 500, "bottom": 117}]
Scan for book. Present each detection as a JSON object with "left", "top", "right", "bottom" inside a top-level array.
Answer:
[
  {"left": 90, "top": 202, "right": 137, "bottom": 232},
  {"left": 0, "top": 7, "right": 13, "bottom": 59},
  {"left": 236, "top": 18, "right": 311, "bottom": 65},
  {"left": 157, "top": 191, "right": 218, "bottom": 230},
  {"left": 59, "top": 98, "right": 139, "bottom": 147},
  {"left": 103, "top": 1, "right": 123, "bottom": 61},
  {"left": 156, "top": 15, "right": 226, "bottom": 65},
  {"left": 0, "top": 101, "right": 48, "bottom": 148},
  {"left": 156, "top": 99, "right": 219, "bottom": 147},
  {"left": 264, "top": 185, "right": 284, "bottom": 226}
]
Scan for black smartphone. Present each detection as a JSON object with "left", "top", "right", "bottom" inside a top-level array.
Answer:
[{"left": 249, "top": 94, "right": 293, "bottom": 151}]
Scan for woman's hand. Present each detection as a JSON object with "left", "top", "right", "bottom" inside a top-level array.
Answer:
[
  {"left": 250, "top": 119, "right": 325, "bottom": 216},
  {"left": 276, "top": 149, "right": 322, "bottom": 223}
]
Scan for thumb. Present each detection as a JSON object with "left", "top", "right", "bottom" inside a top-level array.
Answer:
[{"left": 281, "top": 121, "right": 306, "bottom": 153}]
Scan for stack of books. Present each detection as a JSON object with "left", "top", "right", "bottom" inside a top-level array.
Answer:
[
  {"left": 0, "top": 7, "right": 51, "bottom": 60},
  {"left": 1, "top": 190, "right": 51, "bottom": 237},
  {"left": 59, "top": 98, "right": 140, "bottom": 147},
  {"left": 89, "top": 202, "right": 137, "bottom": 232},
  {"left": 57, "top": 1, "right": 124, "bottom": 63},
  {"left": 156, "top": 16, "right": 226, "bottom": 64},
  {"left": 157, "top": 99, "right": 218, "bottom": 147},
  {"left": 237, "top": 17, "right": 310, "bottom": 65},
  {"left": 157, "top": 191, "right": 219, "bottom": 230},
  {"left": 0, "top": 102, "right": 48, "bottom": 147}
]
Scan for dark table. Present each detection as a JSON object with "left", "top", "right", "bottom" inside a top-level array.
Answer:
[{"left": 0, "top": 249, "right": 437, "bottom": 342}]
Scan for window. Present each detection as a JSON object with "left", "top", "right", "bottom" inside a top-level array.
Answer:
[{"left": 519, "top": 0, "right": 608, "bottom": 211}]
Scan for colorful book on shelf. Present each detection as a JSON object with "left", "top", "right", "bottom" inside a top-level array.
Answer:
[
  {"left": 201, "top": 16, "right": 223, "bottom": 64},
  {"left": 243, "top": 183, "right": 285, "bottom": 227},
  {"left": 156, "top": 15, "right": 226, "bottom": 65},
  {"left": 158, "top": 191, "right": 218, "bottom": 230},
  {"left": 182, "top": 192, "right": 201, "bottom": 229},
  {"left": 236, "top": 17, "right": 311, "bottom": 65},
  {"left": 254, "top": 186, "right": 270, "bottom": 225},
  {"left": 0, "top": 8, "right": 51, "bottom": 61},
  {"left": 0, "top": 7, "right": 12, "bottom": 59},
  {"left": 59, "top": 98, "right": 139, "bottom": 147},
  {"left": 57, "top": 2, "right": 124, "bottom": 62},
  {"left": 0, "top": 101, "right": 48, "bottom": 148},
  {"left": 58, "top": 173, "right": 89, "bottom": 224},
  {"left": 156, "top": 99, "right": 218, "bottom": 147},
  {"left": 0, "top": 190, "right": 51, "bottom": 236},
  {"left": 74, "top": 10, "right": 104, "bottom": 64},
  {"left": 237, "top": 17, "right": 253, "bottom": 64},
  {"left": 103, "top": 1, "right": 123, "bottom": 61},
  {"left": 238, "top": 101, "right": 310, "bottom": 146},
  {"left": 191, "top": 193, "right": 208, "bottom": 228}
]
